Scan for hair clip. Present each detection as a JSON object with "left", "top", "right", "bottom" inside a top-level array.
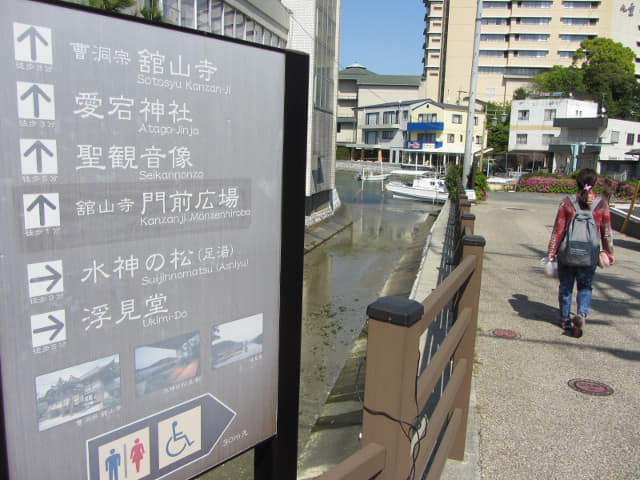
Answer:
[{"left": 584, "top": 185, "right": 592, "bottom": 191}]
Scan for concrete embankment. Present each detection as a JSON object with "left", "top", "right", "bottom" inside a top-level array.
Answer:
[{"left": 297, "top": 203, "right": 444, "bottom": 479}]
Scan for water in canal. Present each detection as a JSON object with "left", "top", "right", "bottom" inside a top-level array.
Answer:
[{"left": 199, "top": 170, "right": 441, "bottom": 479}]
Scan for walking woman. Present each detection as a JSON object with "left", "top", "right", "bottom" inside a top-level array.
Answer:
[{"left": 547, "top": 168, "right": 615, "bottom": 337}]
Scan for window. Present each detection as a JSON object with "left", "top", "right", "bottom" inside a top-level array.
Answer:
[
  {"left": 520, "top": 17, "right": 550, "bottom": 24},
  {"left": 452, "top": 114, "right": 463, "bottom": 124},
  {"left": 474, "top": 116, "right": 479, "bottom": 125},
  {"left": 480, "top": 50, "right": 506, "bottom": 57},
  {"left": 482, "top": 18, "right": 508, "bottom": 25},
  {"left": 365, "top": 131, "right": 378, "bottom": 144},
  {"left": 544, "top": 109, "right": 556, "bottom": 121},
  {"left": 542, "top": 134, "right": 554, "bottom": 145},
  {"left": 224, "top": 7, "right": 235, "bottom": 37},
  {"left": 210, "top": 0, "right": 223, "bottom": 34},
  {"left": 483, "top": 1, "right": 510, "bottom": 7},
  {"left": 403, "top": 110, "right": 409, "bottom": 120},
  {"left": 448, "top": 134, "right": 455, "bottom": 143},
  {"left": 518, "top": 110, "right": 530, "bottom": 120},
  {"left": 522, "top": 1, "right": 552, "bottom": 7},
  {"left": 383, "top": 111, "right": 397, "bottom": 124},
  {"left": 479, "top": 66, "right": 506, "bottom": 74},
  {"left": 559, "top": 50, "right": 575, "bottom": 58},
  {"left": 382, "top": 131, "right": 394, "bottom": 140},
  {"left": 563, "top": 2, "right": 594, "bottom": 8},
  {"left": 627, "top": 133, "right": 635, "bottom": 145},
  {"left": 560, "top": 34, "right": 591, "bottom": 42},
  {"left": 518, "top": 50, "right": 548, "bottom": 57},
  {"left": 418, "top": 133, "right": 436, "bottom": 142},
  {"left": 481, "top": 34, "right": 507, "bottom": 41},
  {"left": 561, "top": 17, "right": 590, "bottom": 25},
  {"left": 366, "top": 113, "right": 379, "bottom": 125},
  {"left": 516, "top": 134, "right": 528, "bottom": 144},
  {"left": 611, "top": 131, "right": 619, "bottom": 144},
  {"left": 475, "top": 135, "right": 482, "bottom": 144},
  {"left": 518, "top": 34, "right": 549, "bottom": 41},
  {"left": 234, "top": 11, "right": 245, "bottom": 39},
  {"left": 637, "top": 134, "right": 640, "bottom": 143}
]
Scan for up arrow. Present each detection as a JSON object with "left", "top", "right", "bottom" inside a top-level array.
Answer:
[
  {"left": 24, "top": 140, "right": 54, "bottom": 173},
  {"left": 29, "top": 264, "right": 62, "bottom": 292},
  {"left": 17, "top": 26, "right": 49, "bottom": 62},
  {"left": 20, "top": 84, "right": 51, "bottom": 118},
  {"left": 26, "top": 194, "right": 57, "bottom": 226},
  {"left": 33, "top": 314, "right": 64, "bottom": 341}
]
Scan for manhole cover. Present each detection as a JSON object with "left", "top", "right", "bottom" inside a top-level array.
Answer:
[
  {"left": 568, "top": 379, "right": 614, "bottom": 396},
  {"left": 492, "top": 329, "right": 519, "bottom": 339}
]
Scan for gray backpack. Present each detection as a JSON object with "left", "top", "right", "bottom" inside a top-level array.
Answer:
[{"left": 557, "top": 196, "right": 601, "bottom": 267}]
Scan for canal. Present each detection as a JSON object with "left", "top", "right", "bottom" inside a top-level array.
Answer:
[{"left": 199, "top": 168, "right": 441, "bottom": 479}]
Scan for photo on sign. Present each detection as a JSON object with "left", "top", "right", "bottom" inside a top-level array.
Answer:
[
  {"left": 211, "top": 313, "right": 263, "bottom": 370},
  {"left": 134, "top": 331, "right": 200, "bottom": 396},
  {"left": 35, "top": 354, "right": 121, "bottom": 432}
]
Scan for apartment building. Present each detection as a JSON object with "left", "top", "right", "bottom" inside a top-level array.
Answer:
[
  {"left": 351, "top": 99, "right": 486, "bottom": 169},
  {"left": 423, "top": 0, "right": 640, "bottom": 103},
  {"left": 509, "top": 97, "right": 640, "bottom": 178},
  {"left": 337, "top": 64, "right": 422, "bottom": 147}
]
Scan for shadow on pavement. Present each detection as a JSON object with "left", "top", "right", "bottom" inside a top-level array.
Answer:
[{"left": 480, "top": 332, "right": 640, "bottom": 362}]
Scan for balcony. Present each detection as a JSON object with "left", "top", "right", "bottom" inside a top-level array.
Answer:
[{"left": 407, "top": 122, "right": 444, "bottom": 131}]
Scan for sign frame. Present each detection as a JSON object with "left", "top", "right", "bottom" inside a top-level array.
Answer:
[{"left": 0, "top": 1, "right": 308, "bottom": 479}]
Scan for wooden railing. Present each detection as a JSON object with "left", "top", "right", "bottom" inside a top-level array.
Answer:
[{"left": 314, "top": 186, "right": 484, "bottom": 480}]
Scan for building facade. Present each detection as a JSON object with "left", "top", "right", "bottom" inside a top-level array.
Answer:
[
  {"left": 508, "top": 97, "right": 640, "bottom": 178},
  {"left": 423, "top": 0, "right": 640, "bottom": 103},
  {"left": 350, "top": 99, "right": 486, "bottom": 170},
  {"left": 283, "top": 0, "right": 341, "bottom": 218},
  {"left": 337, "top": 64, "right": 422, "bottom": 147}
]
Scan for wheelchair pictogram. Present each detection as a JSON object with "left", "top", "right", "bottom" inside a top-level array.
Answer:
[{"left": 165, "top": 420, "right": 195, "bottom": 457}]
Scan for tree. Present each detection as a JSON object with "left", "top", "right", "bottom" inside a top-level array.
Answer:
[
  {"left": 140, "top": 0, "right": 163, "bottom": 21},
  {"left": 485, "top": 102, "right": 510, "bottom": 154},
  {"left": 87, "top": 0, "right": 135, "bottom": 13},
  {"left": 531, "top": 38, "right": 640, "bottom": 120}
]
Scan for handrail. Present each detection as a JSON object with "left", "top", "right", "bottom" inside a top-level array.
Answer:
[{"left": 314, "top": 196, "right": 485, "bottom": 480}]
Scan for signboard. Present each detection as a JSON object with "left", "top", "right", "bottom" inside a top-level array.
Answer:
[{"left": 0, "top": 1, "right": 296, "bottom": 478}]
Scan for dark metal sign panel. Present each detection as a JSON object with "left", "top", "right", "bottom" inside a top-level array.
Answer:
[{"left": 0, "top": 1, "right": 286, "bottom": 478}]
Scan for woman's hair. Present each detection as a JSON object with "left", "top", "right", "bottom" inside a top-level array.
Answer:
[{"left": 576, "top": 168, "right": 597, "bottom": 209}]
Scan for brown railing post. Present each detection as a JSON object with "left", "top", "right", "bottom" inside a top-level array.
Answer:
[
  {"left": 361, "top": 296, "right": 425, "bottom": 480},
  {"left": 461, "top": 213, "right": 475, "bottom": 236},
  {"left": 449, "top": 235, "right": 485, "bottom": 461}
]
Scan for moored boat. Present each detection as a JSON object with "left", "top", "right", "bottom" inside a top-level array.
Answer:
[{"left": 385, "top": 175, "right": 448, "bottom": 203}]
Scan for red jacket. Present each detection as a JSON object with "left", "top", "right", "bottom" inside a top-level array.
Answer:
[{"left": 548, "top": 195, "right": 614, "bottom": 260}]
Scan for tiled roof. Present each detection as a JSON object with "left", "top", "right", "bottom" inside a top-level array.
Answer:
[{"left": 339, "top": 65, "right": 421, "bottom": 87}]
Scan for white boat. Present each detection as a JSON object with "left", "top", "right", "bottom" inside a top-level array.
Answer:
[
  {"left": 385, "top": 175, "right": 449, "bottom": 203},
  {"left": 356, "top": 165, "right": 391, "bottom": 182}
]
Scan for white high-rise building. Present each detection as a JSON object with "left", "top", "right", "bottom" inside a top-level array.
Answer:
[{"left": 422, "top": 0, "right": 640, "bottom": 103}]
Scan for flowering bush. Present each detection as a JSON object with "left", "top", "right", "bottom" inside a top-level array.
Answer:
[
  {"left": 517, "top": 171, "right": 637, "bottom": 201},
  {"left": 518, "top": 176, "right": 577, "bottom": 194}
]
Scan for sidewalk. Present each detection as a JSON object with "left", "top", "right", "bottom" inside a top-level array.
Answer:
[{"left": 456, "top": 191, "right": 640, "bottom": 479}]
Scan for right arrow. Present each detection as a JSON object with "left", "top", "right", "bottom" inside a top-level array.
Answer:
[
  {"left": 29, "top": 264, "right": 62, "bottom": 292},
  {"left": 23, "top": 140, "right": 54, "bottom": 173},
  {"left": 16, "top": 26, "right": 49, "bottom": 62},
  {"left": 33, "top": 314, "right": 64, "bottom": 341}
]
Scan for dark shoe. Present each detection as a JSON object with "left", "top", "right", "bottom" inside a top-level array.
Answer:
[
  {"left": 573, "top": 315, "right": 585, "bottom": 338},
  {"left": 561, "top": 319, "right": 572, "bottom": 330}
]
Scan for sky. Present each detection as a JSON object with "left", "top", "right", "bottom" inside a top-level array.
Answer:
[{"left": 339, "top": 0, "right": 426, "bottom": 76}]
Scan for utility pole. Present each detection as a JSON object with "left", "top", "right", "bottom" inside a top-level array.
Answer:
[{"left": 463, "top": 0, "right": 483, "bottom": 188}]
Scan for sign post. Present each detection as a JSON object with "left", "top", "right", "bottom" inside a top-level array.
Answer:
[{"left": 0, "top": 1, "right": 307, "bottom": 479}]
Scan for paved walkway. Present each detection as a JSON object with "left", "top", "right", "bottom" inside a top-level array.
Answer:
[{"left": 455, "top": 191, "right": 640, "bottom": 479}]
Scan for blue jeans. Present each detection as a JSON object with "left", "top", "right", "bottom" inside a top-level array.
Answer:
[{"left": 557, "top": 262, "right": 597, "bottom": 319}]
